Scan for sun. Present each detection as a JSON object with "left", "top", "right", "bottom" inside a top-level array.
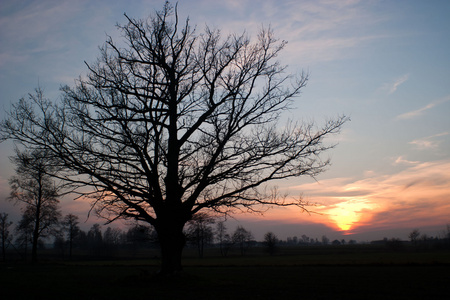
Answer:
[
  {"left": 326, "top": 200, "right": 372, "bottom": 233},
  {"left": 329, "top": 207, "right": 358, "bottom": 231}
]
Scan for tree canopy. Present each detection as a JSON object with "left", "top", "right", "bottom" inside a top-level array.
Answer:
[{"left": 8, "top": 148, "right": 62, "bottom": 263}]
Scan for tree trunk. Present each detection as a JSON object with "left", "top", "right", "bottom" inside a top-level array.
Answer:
[
  {"left": 69, "top": 236, "right": 73, "bottom": 259},
  {"left": 32, "top": 173, "right": 43, "bottom": 264},
  {"left": 31, "top": 200, "right": 41, "bottom": 264},
  {"left": 155, "top": 222, "right": 186, "bottom": 276},
  {"left": 31, "top": 219, "right": 39, "bottom": 264}
]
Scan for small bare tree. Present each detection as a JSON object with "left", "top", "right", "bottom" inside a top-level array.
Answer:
[
  {"left": 15, "top": 211, "right": 34, "bottom": 260},
  {"left": 216, "top": 221, "right": 232, "bottom": 257},
  {"left": 0, "top": 2, "right": 347, "bottom": 274},
  {"left": 61, "top": 214, "right": 80, "bottom": 259},
  {"left": 87, "top": 224, "right": 104, "bottom": 256},
  {"left": 263, "top": 231, "right": 278, "bottom": 256},
  {"left": 185, "top": 212, "right": 215, "bottom": 258},
  {"left": 8, "top": 149, "right": 62, "bottom": 263},
  {"left": 409, "top": 228, "right": 420, "bottom": 247},
  {"left": 321, "top": 235, "right": 330, "bottom": 245},
  {"left": 232, "top": 226, "right": 254, "bottom": 255}
]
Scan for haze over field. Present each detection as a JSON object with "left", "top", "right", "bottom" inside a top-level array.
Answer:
[{"left": 1, "top": 0, "right": 449, "bottom": 241}]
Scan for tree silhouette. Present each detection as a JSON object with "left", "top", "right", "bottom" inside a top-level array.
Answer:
[
  {"left": 104, "top": 227, "right": 123, "bottom": 245},
  {"left": 232, "top": 226, "right": 254, "bottom": 255},
  {"left": 409, "top": 228, "right": 420, "bottom": 247},
  {"left": 185, "top": 213, "right": 215, "bottom": 258},
  {"left": 8, "top": 149, "right": 62, "bottom": 263},
  {"left": 215, "top": 221, "right": 232, "bottom": 257},
  {"left": 263, "top": 231, "right": 278, "bottom": 255},
  {"left": 15, "top": 213, "right": 34, "bottom": 259},
  {"left": 126, "top": 224, "right": 157, "bottom": 255},
  {"left": 0, "top": 2, "right": 346, "bottom": 274},
  {"left": 61, "top": 214, "right": 80, "bottom": 259},
  {"left": 87, "top": 224, "right": 103, "bottom": 256}
]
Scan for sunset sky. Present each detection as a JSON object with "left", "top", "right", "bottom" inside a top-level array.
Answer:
[{"left": 1, "top": 0, "right": 449, "bottom": 241}]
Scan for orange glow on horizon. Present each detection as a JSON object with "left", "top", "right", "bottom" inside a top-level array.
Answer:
[
  {"left": 283, "top": 160, "right": 450, "bottom": 235},
  {"left": 52, "top": 159, "right": 450, "bottom": 237},
  {"left": 322, "top": 199, "right": 374, "bottom": 233}
]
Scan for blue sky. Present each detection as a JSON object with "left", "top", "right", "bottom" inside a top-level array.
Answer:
[{"left": 1, "top": 0, "right": 449, "bottom": 241}]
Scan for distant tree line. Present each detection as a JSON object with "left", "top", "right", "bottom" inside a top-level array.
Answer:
[
  {"left": 281, "top": 234, "right": 358, "bottom": 246},
  {"left": 2, "top": 207, "right": 450, "bottom": 262},
  {"left": 405, "top": 227, "right": 450, "bottom": 251},
  {"left": 0, "top": 210, "right": 255, "bottom": 261}
]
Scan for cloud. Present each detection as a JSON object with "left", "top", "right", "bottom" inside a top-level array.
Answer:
[
  {"left": 396, "top": 102, "right": 438, "bottom": 120},
  {"left": 0, "top": 1, "right": 84, "bottom": 51},
  {"left": 393, "top": 156, "right": 420, "bottom": 165},
  {"left": 288, "top": 160, "right": 450, "bottom": 233},
  {"left": 409, "top": 132, "right": 449, "bottom": 150},
  {"left": 190, "top": 0, "right": 387, "bottom": 64},
  {"left": 276, "top": 1, "right": 387, "bottom": 64},
  {"left": 285, "top": 35, "right": 386, "bottom": 64},
  {"left": 380, "top": 74, "right": 409, "bottom": 94},
  {"left": 396, "top": 96, "right": 450, "bottom": 120}
]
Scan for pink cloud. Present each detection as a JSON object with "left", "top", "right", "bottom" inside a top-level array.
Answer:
[
  {"left": 286, "top": 160, "right": 450, "bottom": 233},
  {"left": 396, "top": 96, "right": 450, "bottom": 120},
  {"left": 409, "top": 132, "right": 449, "bottom": 150}
]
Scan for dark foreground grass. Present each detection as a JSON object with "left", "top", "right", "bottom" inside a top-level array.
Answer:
[{"left": 1, "top": 253, "right": 449, "bottom": 300}]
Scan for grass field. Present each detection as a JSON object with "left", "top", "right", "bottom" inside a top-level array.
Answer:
[{"left": 1, "top": 249, "right": 449, "bottom": 299}]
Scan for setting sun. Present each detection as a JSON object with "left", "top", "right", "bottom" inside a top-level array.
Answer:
[{"left": 325, "top": 200, "right": 373, "bottom": 233}]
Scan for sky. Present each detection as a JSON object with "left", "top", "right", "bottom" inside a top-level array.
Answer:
[{"left": 0, "top": 0, "right": 449, "bottom": 242}]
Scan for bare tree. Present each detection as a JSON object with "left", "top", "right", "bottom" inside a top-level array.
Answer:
[
  {"left": 104, "top": 227, "right": 123, "bottom": 245},
  {"left": 0, "top": 3, "right": 347, "bottom": 274},
  {"left": 87, "top": 223, "right": 103, "bottom": 256},
  {"left": 126, "top": 224, "right": 157, "bottom": 255},
  {"left": 8, "top": 148, "right": 62, "bottom": 263},
  {"left": 232, "top": 226, "right": 254, "bottom": 255},
  {"left": 321, "top": 235, "right": 330, "bottom": 245},
  {"left": 301, "top": 234, "right": 310, "bottom": 245},
  {"left": 0, "top": 213, "right": 13, "bottom": 261},
  {"left": 409, "top": 228, "right": 420, "bottom": 247},
  {"left": 263, "top": 231, "right": 278, "bottom": 255},
  {"left": 444, "top": 224, "right": 450, "bottom": 240},
  {"left": 103, "top": 226, "right": 123, "bottom": 257},
  {"left": 15, "top": 212, "right": 34, "bottom": 260},
  {"left": 61, "top": 214, "right": 80, "bottom": 259},
  {"left": 185, "top": 212, "right": 215, "bottom": 258},
  {"left": 216, "top": 221, "right": 232, "bottom": 257}
]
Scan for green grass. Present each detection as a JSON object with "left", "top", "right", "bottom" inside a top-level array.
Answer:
[{"left": 1, "top": 251, "right": 449, "bottom": 299}]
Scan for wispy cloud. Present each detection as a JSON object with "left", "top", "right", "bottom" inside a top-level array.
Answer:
[
  {"left": 380, "top": 74, "right": 409, "bottom": 94},
  {"left": 192, "top": 0, "right": 387, "bottom": 64},
  {"left": 396, "top": 102, "right": 438, "bottom": 120},
  {"left": 394, "top": 156, "right": 420, "bottom": 165},
  {"left": 289, "top": 160, "right": 450, "bottom": 233},
  {"left": 409, "top": 132, "right": 450, "bottom": 150},
  {"left": 286, "top": 35, "right": 386, "bottom": 64},
  {"left": 396, "top": 96, "right": 450, "bottom": 120},
  {"left": 0, "top": 1, "right": 83, "bottom": 52},
  {"left": 278, "top": 1, "right": 387, "bottom": 64}
]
